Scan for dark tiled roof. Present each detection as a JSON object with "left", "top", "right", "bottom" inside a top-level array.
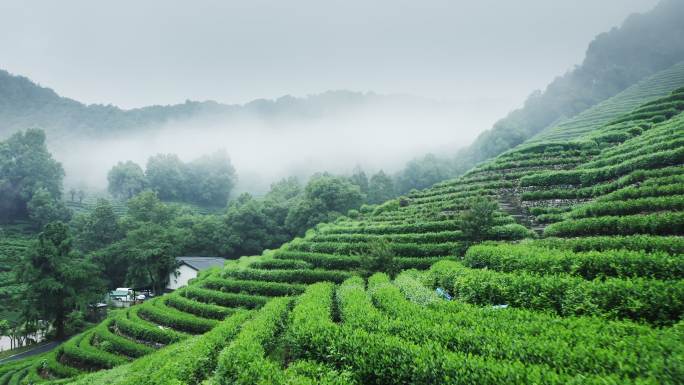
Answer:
[{"left": 176, "top": 256, "right": 227, "bottom": 271}]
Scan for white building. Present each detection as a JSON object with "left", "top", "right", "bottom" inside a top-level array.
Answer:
[{"left": 167, "top": 256, "right": 227, "bottom": 291}]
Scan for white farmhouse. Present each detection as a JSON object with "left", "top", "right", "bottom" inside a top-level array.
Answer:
[{"left": 167, "top": 256, "right": 227, "bottom": 291}]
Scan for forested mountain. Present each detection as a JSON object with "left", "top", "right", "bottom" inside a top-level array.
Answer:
[
  {"left": 0, "top": 71, "right": 435, "bottom": 141},
  {"left": 451, "top": 0, "right": 684, "bottom": 173}
]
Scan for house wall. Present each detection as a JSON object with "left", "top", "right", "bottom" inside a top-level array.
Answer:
[{"left": 167, "top": 264, "right": 198, "bottom": 291}]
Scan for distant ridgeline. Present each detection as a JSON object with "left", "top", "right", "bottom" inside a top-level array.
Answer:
[
  {"left": 3, "top": 68, "right": 683, "bottom": 384},
  {"left": 0, "top": 69, "right": 425, "bottom": 142}
]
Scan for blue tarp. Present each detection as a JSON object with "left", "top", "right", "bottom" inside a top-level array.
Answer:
[{"left": 435, "top": 287, "right": 452, "bottom": 301}]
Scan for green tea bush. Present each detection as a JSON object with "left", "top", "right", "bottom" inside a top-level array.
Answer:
[
  {"left": 426, "top": 261, "right": 684, "bottom": 325},
  {"left": 464, "top": 244, "right": 683, "bottom": 279},
  {"left": 544, "top": 212, "right": 684, "bottom": 237}
]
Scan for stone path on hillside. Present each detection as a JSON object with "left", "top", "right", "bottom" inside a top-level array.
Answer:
[{"left": 497, "top": 194, "right": 546, "bottom": 235}]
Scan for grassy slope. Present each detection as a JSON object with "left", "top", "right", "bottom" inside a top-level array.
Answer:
[{"left": 3, "top": 86, "right": 684, "bottom": 384}]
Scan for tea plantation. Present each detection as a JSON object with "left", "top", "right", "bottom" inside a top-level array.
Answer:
[{"left": 2, "top": 80, "right": 684, "bottom": 384}]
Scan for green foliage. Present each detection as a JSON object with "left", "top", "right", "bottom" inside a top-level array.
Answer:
[
  {"left": 8, "top": 47, "right": 684, "bottom": 384},
  {"left": 107, "top": 161, "right": 146, "bottom": 199},
  {"left": 27, "top": 187, "right": 72, "bottom": 228},
  {"left": 368, "top": 170, "right": 395, "bottom": 204},
  {"left": 463, "top": 3, "right": 684, "bottom": 164},
  {"left": 223, "top": 193, "right": 290, "bottom": 258},
  {"left": 224, "top": 267, "right": 351, "bottom": 284},
  {"left": 348, "top": 166, "right": 369, "bottom": 195},
  {"left": 426, "top": 260, "right": 684, "bottom": 326},
  {"left": 166, "top": 293, "right": 232, "bottom": 320},
  {"left": 73, "top": 199, "right": 123, "bottom": 253},
  {"left": 183, "top": 285, "right": 268, "bottom": 309},
  {"left": 0, "top": 129, "right": 65, "bottom": 223},
  {"left": 393, "top": 270, "right": 439, "bottom": 305},
  {"left": 127, "top": 225, "right": 182, "bottom": 293},
  {"left": 532, "top": 235, "right": 684, "bottom": 254},
  {"left": 289, "top": 282, "right": 589, "bottom": 385},
  {"left": 112, "top": 307, "right": 186, "bottom": 345},
  {"left": 16, "top": 222, "right": 103, "bottom": 339},
  {"left": 201, "top": 276, "right": 306, "bottom": 297},
  {"left": 61, "top": 330, "right": 128, "bottom": 370},
  {"left": 368, "top": 274, "right": 682, "bottom": 383},
  {"left": 544, "top": 212, "right": 684, "bottom": 237},
  {"left": 92, "top": 318, "right": 154, "bottom": 358},
  {"left": 359, "top": 238, "right": 398, "bottom": 278},
  {"left": 211, "top": 298, "right": 290, "bottom": 385},
  {"left": 285, "top": 174, "right": 364, "bottom": 236},
  {"left": 124, "top": 190, "right": 176, "bottom": 225},
  {"left": 465, "top": 244, "right": 683, "bottom": 280},
  {"left": 460, "top": 196, "right": 498, "bottom": 243},
  {"left": 144, "top": 151, "right": 237, "bottom": 206},
  {"left": 137, "top": 298, "right": 217, "bottom": 334},
  {"left": 395, "top": 153, "right": 458, "bottom": 194}
]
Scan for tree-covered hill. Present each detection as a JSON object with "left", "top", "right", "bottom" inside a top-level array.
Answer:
[
  {"left": 0, "top": 70, "right": 434, "bottom": 142},
  {"left": 530, "top": 60, "right": 684, "bottom": 143},
  {"left": 453, "top": 0, "right": 684, "bottom": 174},
  {"left": 3, "top": 70, "right": 682, "bottom": 385}
]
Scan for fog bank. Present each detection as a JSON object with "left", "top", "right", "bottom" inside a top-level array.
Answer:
[{"left": 56, "top": 93, "right": 509, "bottom": 196}]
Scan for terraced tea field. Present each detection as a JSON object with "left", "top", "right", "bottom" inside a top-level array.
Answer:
[
  {"left": 0, "top": 224, "right": 33, "bottom": 329},
  {"left": 531, "top": 60, "right": 684, "bottom": 143},
  {"left": 65, "top": 195, "right": 222, "bottom": 217},
  {"left": 2, "top": 82, "right": 684, "bottom": 384}
]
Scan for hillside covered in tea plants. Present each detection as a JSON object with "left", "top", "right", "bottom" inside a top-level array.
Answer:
[{"left": 2, "top": 66, "right": 684, "bottom": 385}]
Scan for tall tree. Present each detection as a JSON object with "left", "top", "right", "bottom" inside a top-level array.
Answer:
[
  {"left": 349, "top": 166, "right": 369, "bottom": 196},
  {"left": 460, "top": 196, "right": 498, "bottom": 244},
  {"left": 107, "top": 161, "right": 146, "bottom": 199},
  {"left": 223, "top": 193, "right": 286, "bottom": 257},
  {"left": 26, "top": 187, "right": 72, "bottom": 228},
  {"left": 368, "top": 170, "right": 395, "bottom": 204},
  {"left": 93, "top": 192, "right": 179, "bottom": 291},
  {"left": 124, "top": 190, "right": 175, "bottom": 225},
  {"left": 395, "top": 153, "right": 455, "bottom": 194},
  {"left": 120, "top": 224, "right": 180, "bottom": 295},
  {"left": 16, "top": 222, "right": 103, "bottom": 339},
  {"left": 0, "top": 129, "right": 65, "bottom": 220},
  {"left": 74, "top": 199, "right": 123, "bottom": 253},
  {"left": 285, "top": 174, "right": 363, "bottom": 235},
  {"left": 145, "top": 154, "right": 187, "bottom": 201},
  {"left": 186, "top": 150, "right": 237, "bottom": 206}
]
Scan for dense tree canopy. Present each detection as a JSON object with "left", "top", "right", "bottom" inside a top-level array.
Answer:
[
  {"left": 72, "top": 199, "right": 123, "bottom": 253},
  {"left": 349, "top": 167, "right": 369, "bottom": 196},
  {"left": 16, "top": 222, "right": 103, "bottom": 339},
  {"left": 286, "top": 174, "right": 364, "bottom": 235},
  {"left": 395, "top": 154, "right": 457, "bottom": 194},
  {"left": 89, "top": 191, "right": 179, "bottom": 291},
  {"left": 108, "top": 151, "right": 237, "bottom": 206},
  {"left": 0, "top": 129, "right": 66, "bottom": 222},
  {"left": 145, "top": 154, "right": 186, "bottom": 201},
  {"left": 107, "top": 161, "right": 146, "bottom": 199},
  {"left": 186, "top": 150, "right": 237, "bottom": 206},
  {"left": 26, "top": 186, "right": 71, "bottom": 228},
  {"left": 460, "top": 196, "right": 499, "bottom": 244},
  {"left": 223, "top": 194, "right": 283, "bottom": 257},
  {"left": 368, "top": 170, "right": 395, "bottom": 204}
]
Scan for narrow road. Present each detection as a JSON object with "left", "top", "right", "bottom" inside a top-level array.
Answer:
[{"left": 0, "top": 341, "right": 61, "bottom": 364}]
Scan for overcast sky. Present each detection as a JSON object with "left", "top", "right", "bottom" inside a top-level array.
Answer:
[{"left": 0, "top": 0, "right": 659, "bottom": 109}]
